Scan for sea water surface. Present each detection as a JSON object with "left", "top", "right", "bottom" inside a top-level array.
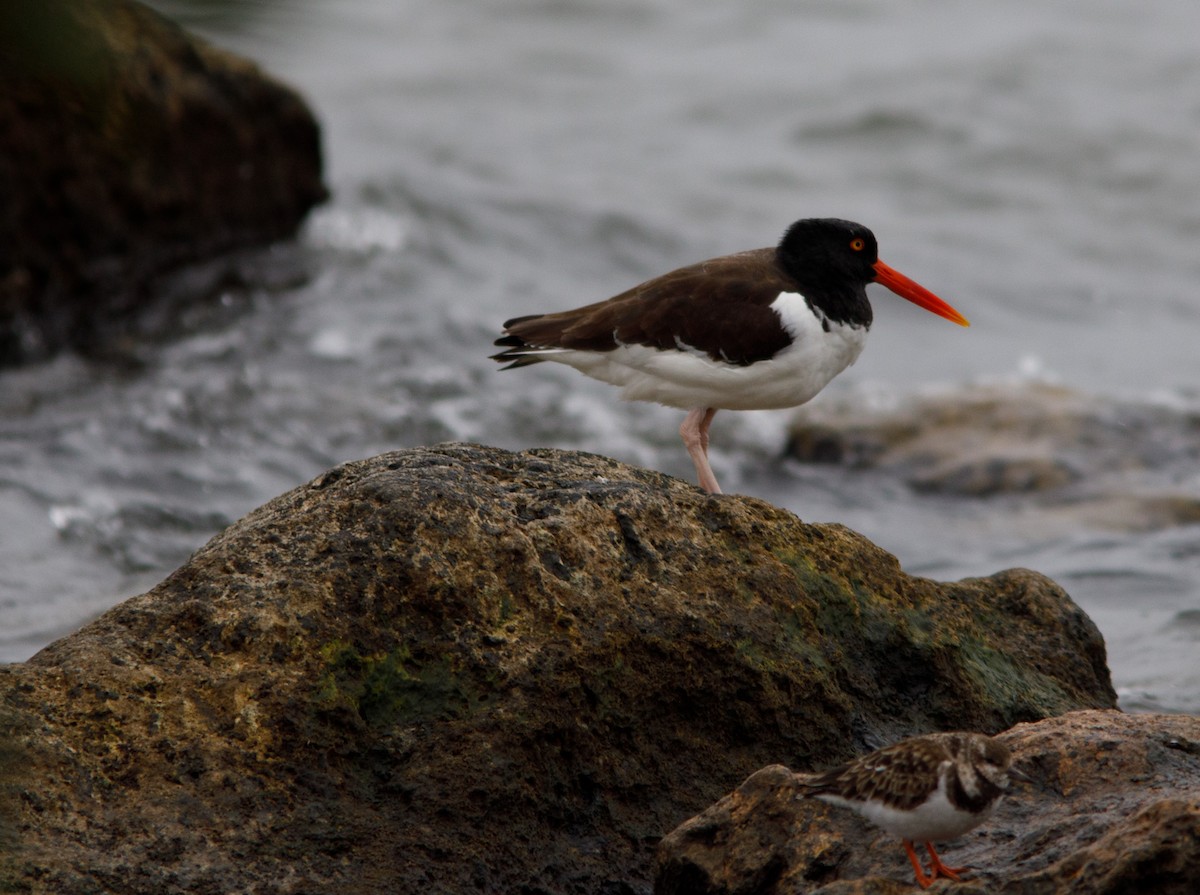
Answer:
[{"left": 2, "top": 0, "right": 1199, "bottom": 712}]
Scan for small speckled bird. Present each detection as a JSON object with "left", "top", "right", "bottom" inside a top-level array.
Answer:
[{"left": 796, "top": 731, "right": 1020, "bottom": 889}]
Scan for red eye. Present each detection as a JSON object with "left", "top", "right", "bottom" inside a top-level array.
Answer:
[{"left": 850, "top": 238, "right": 865, "bottom": 252}]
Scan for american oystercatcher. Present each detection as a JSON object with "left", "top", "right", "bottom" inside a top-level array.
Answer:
[
  {"left": 797, "top": 731, "right": 1022, "bottom": 889},
  {"left": 492, "top": 218, "right": 968, "bottom": 493}
]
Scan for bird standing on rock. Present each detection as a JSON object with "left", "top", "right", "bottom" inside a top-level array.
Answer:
[
  {"left": 796, "top": 731, "right": 1022, "bottom": 889},
  {"left": 492, "top": 218, "right": 968, "bottom": 494}
]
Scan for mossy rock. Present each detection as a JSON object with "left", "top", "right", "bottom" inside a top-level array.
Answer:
[{"left": 0, "top": 444, "right": 1116, "bottom": 893}]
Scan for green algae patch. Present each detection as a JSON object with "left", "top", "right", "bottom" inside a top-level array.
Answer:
[
  {"left": 955, "top": 637, "right": 1076, "bottom": 720},
  {"left": 316, "top": 641, "right": 478, "bottom": 727}
]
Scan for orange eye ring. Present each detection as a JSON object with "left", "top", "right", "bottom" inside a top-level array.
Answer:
[{"left": 850, "top": 238, "right": 865, "bottom": 252}]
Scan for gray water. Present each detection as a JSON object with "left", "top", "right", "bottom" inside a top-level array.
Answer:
[{"left": 2, "top": 0, "right": 1198, "bottom": 712}]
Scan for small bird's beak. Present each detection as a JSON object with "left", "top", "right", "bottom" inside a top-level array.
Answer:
[{"left": 873, "top": 259, "right": 970, "bottom": 327}]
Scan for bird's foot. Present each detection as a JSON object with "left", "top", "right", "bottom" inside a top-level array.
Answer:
[
  {"left": 925, "top": 842, "right": 969, "bottom": 882},
  {"left": 904, "top": 840, "right": 971, "bottom": 888}
]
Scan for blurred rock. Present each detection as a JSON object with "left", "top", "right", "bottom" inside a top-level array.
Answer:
[
  {"left": 0, "top": 0, "right": 327, "bottom": 366},
  {"left": 0, "top": 445, "right": 1116, "bottom": 893},
  {"left": 786, "top": 383, "right": 1200, "bottom": 530},
  {"left": 655, "top": 710, "right": 1200, "bottom": 895}
]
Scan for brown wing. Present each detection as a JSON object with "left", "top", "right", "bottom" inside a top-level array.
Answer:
[
  {"left": 496, "top": 248, "right": 801, "bottom": 367},
  {"left": 802, "top": 737, "right": 951, "bottom": 811}
]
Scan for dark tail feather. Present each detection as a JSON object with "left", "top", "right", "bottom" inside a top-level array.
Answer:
[
  {"left": 491, "top": 334, "right": 547, "bottom": 369},
  {"left": 491, "top": 353, "right": 547, "bottom": 370},
  {"left": 502, "top": 313, "right": 544, "bottom": 329},
  {"left": 493, "top": 313, "right": 558, "bottom": 369}
]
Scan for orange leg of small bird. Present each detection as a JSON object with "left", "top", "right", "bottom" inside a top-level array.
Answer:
[
  {"left": 902, "top": 840, "right": 935, "bottom": 889},
  {"left": 925, "top": 842, "right": 969, "bottom": 881},
  {"left": 680, "top": 407, "right": 721, "bottom": 494}
]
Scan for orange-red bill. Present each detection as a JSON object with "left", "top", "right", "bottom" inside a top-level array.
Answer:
[{"left": 873, "top": 259, "right": 970, "bottom": 327}]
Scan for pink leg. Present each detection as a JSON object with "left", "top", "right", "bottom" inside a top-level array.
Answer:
[{"left": 679, "top": 407, "right": 721, "bottom": 494}]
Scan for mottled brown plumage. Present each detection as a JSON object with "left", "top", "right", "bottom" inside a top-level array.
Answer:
[{"left": 798, "top": 732, "right": 1017, "bottom": 888}]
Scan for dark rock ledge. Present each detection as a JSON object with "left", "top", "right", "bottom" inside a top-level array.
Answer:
[
  {"left": 0, "top": 443, "right": 1159, "bottom": 894},
  {"left": 0, "top": 0, "right": 327, "bottom": 366}
]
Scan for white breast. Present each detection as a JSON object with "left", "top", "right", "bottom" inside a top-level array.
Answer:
[
  {"left": 819, "top": 775, "right": 996, "bottom": 843},
  {"left": 534, "top": 292, "right": 868, "bottom": 411}
]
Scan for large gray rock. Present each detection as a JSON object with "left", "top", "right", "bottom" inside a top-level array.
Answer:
[
  {"left": 0, "top": 445, "right": 1116, "bottom": 893},
  {"left": 0, "top": 0, "right": 327, "bottom": 365}
]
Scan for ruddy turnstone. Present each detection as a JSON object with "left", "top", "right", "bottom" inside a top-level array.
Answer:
[
  {"left": 491, "top": 218, "right": 968, "bottom": 494},
  {"left": 796, "top": 731, "right": 1019, "bottom": 889}
]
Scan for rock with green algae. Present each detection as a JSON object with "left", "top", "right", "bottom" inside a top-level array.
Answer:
[
  {"left": 0, "top": 444, "right": 1115, "bottom": 894},
  {"left": 655, "top": 710, "right": 1200, "bottom": 895}
]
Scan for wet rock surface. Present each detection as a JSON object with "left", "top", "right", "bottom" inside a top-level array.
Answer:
[
  {"left": 786, "top": 383, "right": 1200, "bottom": 531},
  {"left": 655, "top": 710, "right": 1200, "bottom": 895},
  {"left": 0, "top": 0, "right": 327, "bottom": 366},
  {"left": 0, "top": 444, "right": 1115, "bottom": 894}
]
